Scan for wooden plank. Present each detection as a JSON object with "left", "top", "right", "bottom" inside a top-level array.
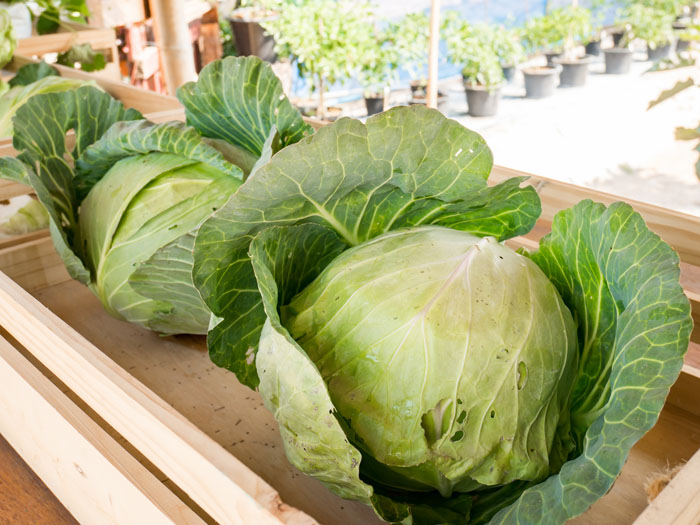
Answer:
[
  {"left": 0, "top": 271, "right": 314, "bottom": 525},
  {"left": 0, "top": 179, "right": 33, "bottom": 199},
  {"left": 634, "top": 447, "right": 700, "bottom": 525},
  {"left": 0, "top": 433, "right": 77, "bottom": 524},
  {"left": 15, "top": 26, "right": 116, "bottom": 57},
  {"left": 0, "top": 336, "right": 203, "bottom": 524},
  {"left": 8, "top": 56, "right": 182, "bottom": 114}
]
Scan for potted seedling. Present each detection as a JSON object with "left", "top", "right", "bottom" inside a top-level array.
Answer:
[
  {"left": 445, "top": 21, "right": 504, "bottom": 117},
  {"left": 523, "top": 10, "right": 568, "bottom": 66},
  {"left": 490, "top": 25, "right": 524, "bottom": 82},
  {"left": 357, "top": 30, "right": 397, "bottom": 116},
  {"left": 676, "top": 22, "right": 699, "bottom": 52},
  {"left": 552, "top": 5, "right": 594, "bottom": 88},
  {"left": 603, "top": 4, "right": 643, "bottom": 74},
  {"left": 387, "top": 12, "right": 444, "bottom": 104},
  {"left": 266, "top": 0, "right": 371, "bottom": 120},
  {"left": 633, "top": 4, "right": 676, "bottom": 60},
  {"left": 584, "top": 0, "right": 609, "bottom": 56},
  {"left": 521, "top": 12, "right": 563, "bottom": 98}
]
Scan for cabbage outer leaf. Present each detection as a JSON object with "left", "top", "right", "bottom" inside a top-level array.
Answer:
[
  {"left": 177, "top": 56, "right": 312, "bottom": 155},
  {"left": 193, "top": 105, "right": 540, "bottom": 388},
  {"left": 489, "top": 200, "right": 692, "bottom": 523}
]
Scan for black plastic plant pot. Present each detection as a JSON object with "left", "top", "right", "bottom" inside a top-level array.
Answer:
[
  {"left": 545, "top": 50, "right": 562, "bottom": 66},
  {"left": 227, "top": 11, "right": 277, "bottom": 63},
  {"left": 677, "top": 39, "right": 690, "bottom": 53},
  {"left": 501, "top": 64, "right": 516, "bottom": 83},
  {"left": 603, "top": 48, "right": 633, "bottom": 74},
  {"left": 364, "top": 95, "right": 384, "bottom": 116},
  {"left": 610, "top": 29, "right": 625, "bottom": 47},
  {"left": 585, "top": 40, "right": 601, "bottom": 56},
  {"left": 522, "top": 65, "right": 560, "bottom": 99},
  {"left": 555, "top": 55, "right": 593, "bottom": 88},
  {"left": 647, "top": 43, "right": 672, "bottom": 61},
  {"left": 464, "top": 84, "right": 501, "bottom": 117}
]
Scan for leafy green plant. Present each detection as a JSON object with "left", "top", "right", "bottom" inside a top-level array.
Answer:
[
  {"left": 357, "top": 28, "right": 398, "bottom": 97},
  {"left": 586, "top": 0, "right": 610, "bottom": 43},
  {"left": 523, "top": 10, "right": 565, "bottom": 53},
  {"left": 490, "top": 25, "right": 524, "bottom": 67},
  {"left": 219, "top": 14, "right": 237, "bottom": 58},
  {"left": 6, "top": 0, "right": 90, "bottom": 35},
  {"left": 385, "top": 12, "right": 430, "bottom": 84},
  {"left": 618, "top": 4, "right": 675, "bottom": 48},
  {"left": 0, "top": 56, "right": 312, "bottom": 334},
  {"left": 444, "top": 18, "right": 504, "bottom": 88},
  {"left": 56, "top": 43, "right": 106, "bottom": 72},
  {"left": 523, "top": 7, "right": 591, "bottom": 55},
  {"left": 263, "top": 0, "right": 374, "bottom": 119},
  {"left": 191, "top": 105, "right": 691, "bottom": 523}
]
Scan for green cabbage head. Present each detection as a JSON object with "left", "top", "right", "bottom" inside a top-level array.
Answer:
[
  {"left": 192, "top": 106, "right": 692, "bottom": 523},
  {"left": 282, "top": 227, "right": 578, "bottom": 496},
  {"left": 0, "top": 56, "right": 311, "bottom": 334}
]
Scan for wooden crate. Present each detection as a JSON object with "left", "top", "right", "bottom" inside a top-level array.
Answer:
[{"left": 0, "top": 99, "right": 698, "bottom": 522}]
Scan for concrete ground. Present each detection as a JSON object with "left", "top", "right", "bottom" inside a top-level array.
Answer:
[{"left": 440, "top": 51, "right": 700, "bottom": 217}]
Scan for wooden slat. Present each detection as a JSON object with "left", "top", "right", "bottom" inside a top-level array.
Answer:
[
  {"left": 0, "top": 432, "right": 77, "bottom": 524},
  {"left": 8, "top": 56, "right": 182, "bottom": 114},
  {"left": 0, "top": 179, "right": 32, "bottom": 199},
  {"left": 15, "top": 25, "right": 116, "bottom": 57},
  {"left": 0, "top": 335, "right": 203, "bottom": 524},
  {"left": 635, "top": 447, "right": 700, "bottom": 524},
  {"left": 0, "top": 270, "right": 314, "bottom": 525}
]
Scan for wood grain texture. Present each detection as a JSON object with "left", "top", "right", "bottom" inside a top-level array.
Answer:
[
  {"left": 0, "top": 271, "right": 312, "bottom": 525},
  {"left": 635, "top": 447, "right": 700, "bottom": 525},
  {"left": 0, "top": 434, "right": 77, "bottom": 525},
  {"left": 0, "top": 335, "right": 204, "bottom": 524}
]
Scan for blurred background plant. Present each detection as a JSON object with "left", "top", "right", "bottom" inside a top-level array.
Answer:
[
  {"left": 0, "top": 8, "right": 16, "bottom": 95},
  {"left": 444, "top": 18, "right": 503, "bottom": 88},
  {"left": 618, "top": 3, "right": 675, "bottom": 48},
  {"left": 2, "top": 0, "right": 90, "bottom": 35},
  {"left": 385, "top": 12, "right": 430, "bottom": 89},
  {"left": 264, "top": 0, "right": 374, "bottom": 119}
]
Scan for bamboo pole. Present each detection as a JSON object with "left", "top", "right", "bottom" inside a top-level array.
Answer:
[
  {"left": 427, "top": 0, "right": 440, "bottom": 109},
  {"left": 149, "top": 0, "right": 197, "bottom": 95}
]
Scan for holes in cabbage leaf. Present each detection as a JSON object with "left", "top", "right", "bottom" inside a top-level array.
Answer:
[
  {"left": 421, "top": 398, "right": 453, "bottom": 446},
  {"left": 517, "top": 361, "right": 528, "bottom": 390},
  {"left": 490, "top": 410, "right": 495, "bottom": 419},
  {"left": 450, "top": 430, "right": 464, "bottom": 442},
  {"left": 456, "top": 410, "right": 467, "bottom": 424}
]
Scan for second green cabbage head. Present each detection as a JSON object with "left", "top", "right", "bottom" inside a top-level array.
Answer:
[{"left": 0, "top": 56, "right": 311, "bottom": 334}]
